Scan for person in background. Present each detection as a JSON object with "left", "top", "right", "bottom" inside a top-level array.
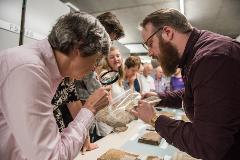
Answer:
[
  {"left": 139, "top": 63, "right": 155, "bottom": 93},
  {"left": 170, "top": 68, "right": 184, "bottom": 91},
  {"left": 123, "top": 56, "right": 142, "bottom": 93},
  {"left": 89, "top": 12, "right": 126, "bottom": 142},
  {"left": 90, "top": 46, "right": 126, "bottom": 141},
  {"left": 104, "top": 46, "right": 125, "bottom": 99},
  {"left": 0, "top": 12, "right": 110, "bottom": 159},
  {"left": 154, "top": 66, "right": 170, "bottom": 93},
  {"left": 132, "top": 8, "right": 240, "bottom": 159},
  {"left": 138, "top": 63, "right": 144, "bottom": 75},
  {"left": 96, "top": 12, "right": 125, "bottom": 41}
]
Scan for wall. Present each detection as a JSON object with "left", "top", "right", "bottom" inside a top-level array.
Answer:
[
  {"left": 0, "top": 0, "right": 70, "bottom": 51},
  {"left": 0, "top": 0, "right": 130, "bottom": 59},
  {"left": 113, "top": 41, "right": 130, "bottom": 59}
]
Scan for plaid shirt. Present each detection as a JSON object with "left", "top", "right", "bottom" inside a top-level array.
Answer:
[{"left": 154, "top": 76, "right": 170, "bottom": 93}]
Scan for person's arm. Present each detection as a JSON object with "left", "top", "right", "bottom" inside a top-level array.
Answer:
[
  {"left": 155, "top": 55, "right": 240, "bottom": 159},
  {"left": 67, "top": 100, "right": 99, "bottom": 154},
  {"left": 2, "top": 64, "right": 101, "bottom": 159},
  {"left": 68, "top": 100, "right": 83, "bottom": 119},
  {"left": 141, "top": 88, "right": 183, "bottom": 109},
  {"left": 157, "top": 89, "right": 184, "bottom": 108}
]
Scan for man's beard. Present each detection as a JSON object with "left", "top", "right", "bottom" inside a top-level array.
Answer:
[{"left": 156, "top": 36, "right": 180, "bottom": 77}]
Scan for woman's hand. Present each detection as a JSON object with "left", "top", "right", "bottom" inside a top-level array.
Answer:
[
  {"left": 81, "top": 136, "right": 98, "bottom": 154},
  {"left": 84, "top": 86, "right": 111, "bottom": 114}
]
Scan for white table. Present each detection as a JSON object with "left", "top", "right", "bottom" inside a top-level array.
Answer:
[{"left": 75, "top": 108, "right": 185, "bottom": 160}]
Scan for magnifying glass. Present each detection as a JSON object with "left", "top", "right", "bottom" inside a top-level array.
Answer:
[{"left": 99, "top": 70, "right": 119, "bottom": 85}]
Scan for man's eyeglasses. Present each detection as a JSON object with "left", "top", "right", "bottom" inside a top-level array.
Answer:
[{"left": 142, "top": 27, "right": 162, "bottom": 50}]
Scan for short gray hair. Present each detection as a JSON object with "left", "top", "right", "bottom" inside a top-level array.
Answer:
[{"left": 48, "top": 12, "right": 110, "bottom": 57}]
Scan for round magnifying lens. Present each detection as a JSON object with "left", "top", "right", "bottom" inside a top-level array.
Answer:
[{"left": 99, "top": 70, "right": 119, "bottom": 85}]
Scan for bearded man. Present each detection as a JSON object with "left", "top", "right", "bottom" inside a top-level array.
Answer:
[{"left": 132, "top": 8, "right": 240, "bottom": 160}]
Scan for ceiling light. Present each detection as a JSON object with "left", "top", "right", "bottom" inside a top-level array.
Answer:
[
  {"left": 180, "top": 0, "right": 185, "bottom": 15},
  {"left": 125, "top": 43, "right": 147, "bottom": 53},
  {"left": 65, "top": 2, "right": 79, "bottom": 12}
]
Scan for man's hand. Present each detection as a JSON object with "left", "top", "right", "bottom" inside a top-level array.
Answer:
[
  {"left": 84, "top": 86, "right": 111, "bottom": 114},
  {"left": 131, "top": 100, "right": 156, "bottom": 124},
  {"left": 141, "top": 92, "right": 158, "bottom": 99}
]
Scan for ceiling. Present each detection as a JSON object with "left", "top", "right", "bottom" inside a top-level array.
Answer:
[{"left": 60, "top": 0, "right": 240, "bottom": 46}]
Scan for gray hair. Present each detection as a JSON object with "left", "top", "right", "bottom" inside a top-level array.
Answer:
[{"left": 48, "top": 12, "right": 111, "bottom": 57}]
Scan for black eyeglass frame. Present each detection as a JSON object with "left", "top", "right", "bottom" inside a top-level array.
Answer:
[{"left": 142, "top": 27, "right": 163, "bottom": 50}]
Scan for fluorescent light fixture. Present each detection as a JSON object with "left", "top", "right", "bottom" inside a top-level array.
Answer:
[
  {"left": 124, "top": 43, "right": 147, "bottom": 53},
  {"left": 236, "top": 35, "right": 240, "bottom": 42},
  {"left": 137, "top": 25, "right": 143, "bottom": 31},
  {"left": 139, "top": 56, "right": 152, "bottom": 63},
  {"left": 65, "top": 2, "right": 79, "bottom": 11},
  {"left": 180, "top": 0, "right": 185, "bottom": 15}
]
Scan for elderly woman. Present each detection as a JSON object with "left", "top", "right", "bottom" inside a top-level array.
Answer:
[{"left": 0, "top": 12, "right": 111, "bottom": 160}]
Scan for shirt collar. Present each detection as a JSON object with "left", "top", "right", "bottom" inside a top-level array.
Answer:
[
  {"left": 38, "top": 39, "right": 62, "bottom": 81},
  {"left": 178, "top": 28, "right": 201, "bottom": 68}
]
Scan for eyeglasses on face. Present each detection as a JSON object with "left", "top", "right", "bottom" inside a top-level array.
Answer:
[{"left": 142, "top": 27, "right": 163, "bottom": 50}]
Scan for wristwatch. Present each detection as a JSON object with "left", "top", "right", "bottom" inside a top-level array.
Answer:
[{"left": 150, "top": 113, "right": 159, "bottom": 127}]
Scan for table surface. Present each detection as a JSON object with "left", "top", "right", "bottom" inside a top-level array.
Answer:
[{"left": 74, "top": 108, "right": 185, "bottom": 160}]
